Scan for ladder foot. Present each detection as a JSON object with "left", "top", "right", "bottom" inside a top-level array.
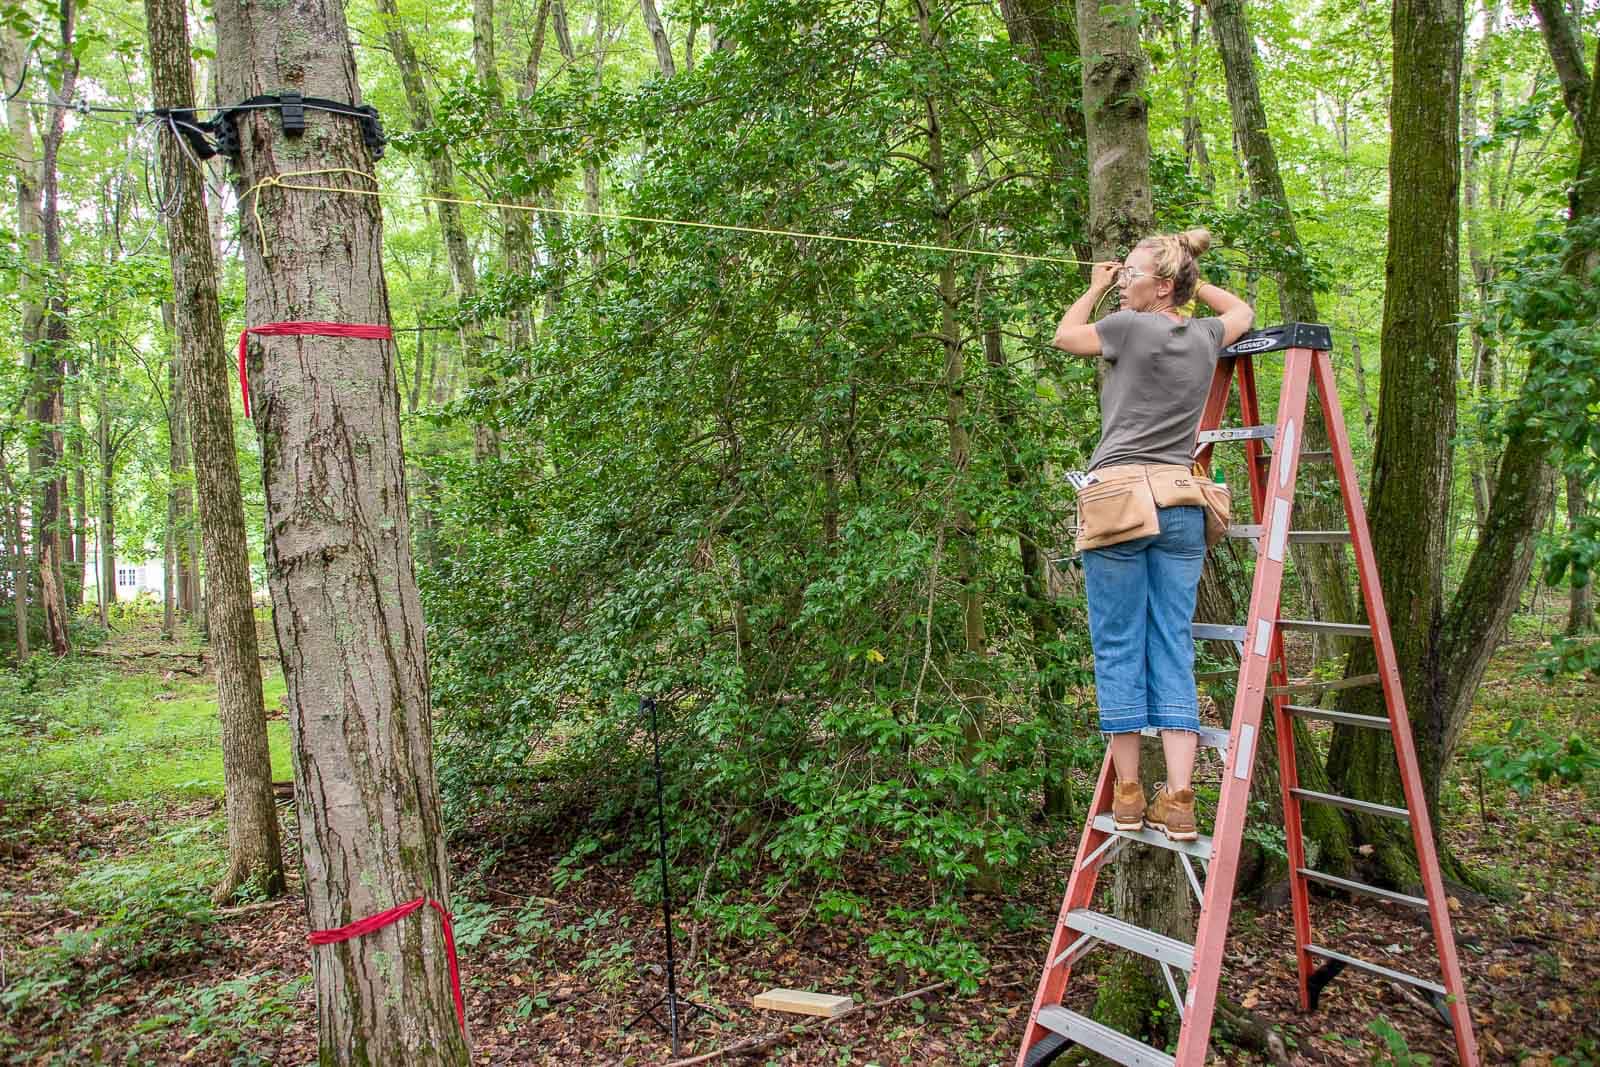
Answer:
[{"left": 1021, "top": 1031, "right": 1072, "bottom": 1067}]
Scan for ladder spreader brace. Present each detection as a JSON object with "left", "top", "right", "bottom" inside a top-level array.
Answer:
[{"left": 1015, "top": 325, "right": 1479, "bottom": 1067}]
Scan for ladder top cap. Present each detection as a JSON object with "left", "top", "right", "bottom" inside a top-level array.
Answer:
[{"left": 1224, "top": 322, "right": 1332, "bottom": 356}]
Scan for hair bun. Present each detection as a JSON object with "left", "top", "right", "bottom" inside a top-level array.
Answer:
[{"left": 1179, "top": 227, "right": 1212, "bottom": 257}]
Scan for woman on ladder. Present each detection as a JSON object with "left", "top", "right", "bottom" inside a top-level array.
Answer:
[{"left": 1050, "top": 228, "right": 1254, "bottom": 842}]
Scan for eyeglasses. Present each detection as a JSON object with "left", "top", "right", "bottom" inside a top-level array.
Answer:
[{"left": 1115, "top": 266, "right": 1149, "bottom": 287}]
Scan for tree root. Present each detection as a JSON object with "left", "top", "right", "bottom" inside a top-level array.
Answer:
[{"left": 1215, "top": 995, "right": 1291, "bottom": 1065}]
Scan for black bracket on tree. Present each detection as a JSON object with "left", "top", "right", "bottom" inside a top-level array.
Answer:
[{"left": 151, "top": 94, "right": 386, "bottom": 164}]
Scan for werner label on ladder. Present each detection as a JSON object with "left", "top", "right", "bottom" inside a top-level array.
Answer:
[{"left": 1015, "top": 323, "right": 1479, "bottom": 1067}]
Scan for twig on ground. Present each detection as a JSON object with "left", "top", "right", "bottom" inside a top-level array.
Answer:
[{"left": 662, "top": 980, "right": 951, "bottom": 1066}]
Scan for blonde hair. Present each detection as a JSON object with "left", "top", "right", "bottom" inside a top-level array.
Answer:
[{"left": 1135, "top": 227, "right": 1211, "bottom": 305}]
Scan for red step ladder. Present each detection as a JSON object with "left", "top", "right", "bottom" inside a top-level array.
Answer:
[{"left": 1015, "top": 324, "right": 1479, "bottom": 1066}]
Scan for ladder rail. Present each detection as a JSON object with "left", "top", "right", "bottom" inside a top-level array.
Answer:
[
  {"left": 1014, "top": 746, "right": 1118, "bottom": 1067},
  {"left": 1312, "top": 350, "right": 1479, "bottom": 1066},
  {"left": 1174, "top": 344, "right": 1313, "bottom": 1067}
]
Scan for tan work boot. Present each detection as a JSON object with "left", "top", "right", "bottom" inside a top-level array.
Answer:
[
  {"left": 1146, "top": 785, "right": 1198, "bottom": 841},
  {"left": 1112, "top": 780, "right": 1147, "bottom": 831}
]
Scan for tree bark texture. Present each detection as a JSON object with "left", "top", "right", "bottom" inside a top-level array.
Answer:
[
  {"left": 35, "top": 0, "right": 79, "bottom": 657},
  {"left": 641, "top": 0, "right": 677, "bottom": 77},
  {"left": 146, "top": 0, "right": 287, "bottom": 906},
  {"left": 1208, "top": 0, "right": 1359, "bottom": 670},
  {"left": 1074, "top": 0, "right": 1194, "bottom": 1029},
  {"left": 1568, "top": 470, "right": 1594, "bottom": 634},
  {"left": 1531, "top": 0, "right": 1589, "bottom": 138},
  {"left": 0, "top": 447, "right": 27, "bottom": 660},
  {"left": 215, "top": 0, "right": 468, "bottom": 1060},
  {"left": 1076, "top": 0, "right": 1151, "bottom": 261},
  {"left": 1327, "top": 0, "right": 1464, "bottom": 885}
]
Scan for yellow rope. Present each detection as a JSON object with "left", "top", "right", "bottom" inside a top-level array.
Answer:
[{"left": 242, "top": 167, "right": 1096, "bottom": 267}]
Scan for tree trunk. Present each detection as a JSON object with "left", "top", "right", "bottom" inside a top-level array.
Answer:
[
  {"left": 1463, "top": 0, "right": 1501, "bottom": 531},
  {"left": 1531, "top": 0, "right": 1589, "bottom": 137},
  {"left": 167, "top": 309, "right": 199, "bottom": 619},
  {"left": 99, "top": 427, "right": 114, "bottom": 627},
  {"left": 216, "top": 0, "right": 468, "bottom": 1057},
  {"left": 163, "top": 483, "right": 177, "bottom": 639},
  {"left": 554, "top": 0, "right": 607, "bottom": 277},
  {"left": 70, "top": 394, "right": 86, "bottom": 608},
  {"left": 641, "top": 0, "right": 677, "bottom": 77},
  {"left": 1568, "top": 470, "right": 1594, "bottom": 634},
  {"left": 1209, "top": 0, "right": 1358, "bottom": 669},
  {"left": 0, "top": 449, "right": 27, "bottom": 659},
  {"left": 1326, "top": 0, "right": 1465, "bottom": 888},
  {"left": 1076, "top": 0, "right": 1192, "bottom": 1034},
  {"left": 147, "top": 0, "right": 286, "bottom": 907},
  {"left": 35, "top": 0, "right": 79, "bottom": 658},
  {"left": 373, "top": 0, "right": 496, "bottom": 460},
  {"left": 1176, "top": 0, "right": 1216, "bottom": 192}
]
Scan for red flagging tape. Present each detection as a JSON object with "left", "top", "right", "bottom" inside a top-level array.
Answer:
[
  {"left": 308, "top": 896, "right": 466, "bottom": 1033},
  {"left": 237, "top": 321, "right": 394, "bottom": 417}
]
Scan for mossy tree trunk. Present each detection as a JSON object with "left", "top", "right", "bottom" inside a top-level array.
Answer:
[{"left": 215, "top": 0, "right": 470, "bottom": 1059}]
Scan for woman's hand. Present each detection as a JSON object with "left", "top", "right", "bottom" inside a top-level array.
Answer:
[{"left": 1091, "top": 261, "right": 1120, "bottom": 292}]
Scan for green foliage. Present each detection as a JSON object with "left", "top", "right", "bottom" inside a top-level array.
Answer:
[
  {"left": 1366, "top": 1016, "right": 1433, "bottom": 1066},
  {"left": 1467, "top": 717, "right": 1600, "bottom": 797}
]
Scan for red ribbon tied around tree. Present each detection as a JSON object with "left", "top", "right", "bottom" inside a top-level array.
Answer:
[
  {"left": 307, "top": 896, "right": 466, "bottom": 1033},
  {"left": 236, "top": 321, "right": 395, "bottom": 417}
]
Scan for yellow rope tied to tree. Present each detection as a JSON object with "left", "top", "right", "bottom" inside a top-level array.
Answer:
[{"left": 241, "top": 167, "right": 1098, "bottom": 267}]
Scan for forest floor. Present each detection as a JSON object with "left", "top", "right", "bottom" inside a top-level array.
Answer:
[{"left": 1, "top": 612, "right": 1597, "bottom": 1066}]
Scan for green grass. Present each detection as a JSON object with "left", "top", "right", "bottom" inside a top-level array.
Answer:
[{"left": 1, "top": 657, "right": 291, "bottom": 806}]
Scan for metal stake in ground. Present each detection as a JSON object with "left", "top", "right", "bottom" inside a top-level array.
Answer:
[{"left": 626, "top": 696, "right": 721, "bottom": 1054}]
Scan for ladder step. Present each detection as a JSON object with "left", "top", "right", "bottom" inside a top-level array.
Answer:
[
  {"left": 1306, "top": 944, "right": 1447, "bottom": 996},
  {"left": 1297, "top": 867, "right": 1428, "bottom": 908},
  {"left": 1035, "top": 1005, "right": 1176, "bottom": 1067},
  {"left": 1093, "top": 813, "right": 1214, "bottom": 861},
  {"left": 1266, "top": 673, "right": 1380, "bottom": 696},
  {"left": 1283, "top": 704, "right": 1392, "bottom": 730},
  {"left": 1290, "top": 787, "right": 1409, "bottom": 820},
  {"left": 1198, "top": 425, "right": 1276, "bottom": 443},
  {"left": 1141, "top": 724, "right": 1230, "bottom": 755},
  {"left": 1065, "top": 909, "right": 1195, "bottom": 971},
  {"left": 1226, "top": 526, "right": 1353, "bottom": 544},
  {"left": 1255, "top": 449, "right": 1332, "bottom": 462},
  {"left": 1192, "top": 623, "right": 1248, "bottom": 642},
  {"left": 1276, "top": 619, "right": 1371, "bottom": 638}
]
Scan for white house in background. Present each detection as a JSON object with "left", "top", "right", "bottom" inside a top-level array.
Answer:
[{"left": 81, "top": 544, "right": 167, "bottom": 604}]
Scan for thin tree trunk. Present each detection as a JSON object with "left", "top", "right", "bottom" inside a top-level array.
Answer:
[
  {"left": 554, "top": 0, "right": 606, "bottom": 277},
  {"left": 166, "top": 306, "right": 199, "bottom": 618},
  {"left": 641, "top": 0, "right": 676, "bottom": 77},
  {"left": 1209, "top": 0, "right": 1359, "bottom": 670},
  {"left": 35, "top": 0, "right": 79, "bottom": 657},
  {"left": 0, "top": 448, "right": 27, "bottom": 659},
  {"left": 148, "top": 0, "right": 287, "bottom": 911},
  {"left": 374, "top": 0, "right": 496, "bottom": 460},
  {"left": 216, "top": 0, "right": 467, "bottom": 1057},
  {"left": 98, "top": 426, "right": 113, "bottom": 627},
  {"left": 1569, "top": 470, "right": 1594, "bottom": 634},
  {"left": 1176, "top": 0, "right": 1216, "bottom": 192},
  {"left": 1531, "top": 0, "right": 1589, "bottom": 137},
  {"left": 70, "top": 394, "right": 85, "bottom": 607}
]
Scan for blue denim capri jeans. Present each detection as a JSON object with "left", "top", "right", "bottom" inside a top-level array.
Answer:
[{"left": 1082, "top": 504, "right": 1205, "bottom": 734}]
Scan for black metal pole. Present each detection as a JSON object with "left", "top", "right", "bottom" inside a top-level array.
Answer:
[{"left": 645, "top": 696, "right": 682, "bottom": 1055}]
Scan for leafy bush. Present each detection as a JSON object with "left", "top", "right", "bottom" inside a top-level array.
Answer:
[{"left": 1467, "top": 717, "right": 1600, "bottom": 796}]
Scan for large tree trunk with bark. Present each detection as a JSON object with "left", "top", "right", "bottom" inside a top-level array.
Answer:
[
  {"left": 216, "top": 0, "right": 468, "bottom": 1059},
  {"left": 1569, "top": 471, "right": 1594, "bottom": 634},
  {"left": 0, "top": 447, "right": 27, "bottom": 660},
  {"left": 1326, "top": 0, "right": 1464, "bottom": 888},
  {"left": 1076, "top": 0, "right": 1192, "bottom": 1039},
  {"left": 147, "top": 0, "right": 288, "bottom": 906}
]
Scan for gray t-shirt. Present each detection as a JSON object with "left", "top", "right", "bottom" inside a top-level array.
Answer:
[{"left": 1088, "top": 311, "right": 1226, "bottom": 470}]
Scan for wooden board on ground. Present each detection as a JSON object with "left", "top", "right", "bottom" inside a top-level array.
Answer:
[{"left": 752, "top": 989, "right": 853, "bottom": 1018}]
